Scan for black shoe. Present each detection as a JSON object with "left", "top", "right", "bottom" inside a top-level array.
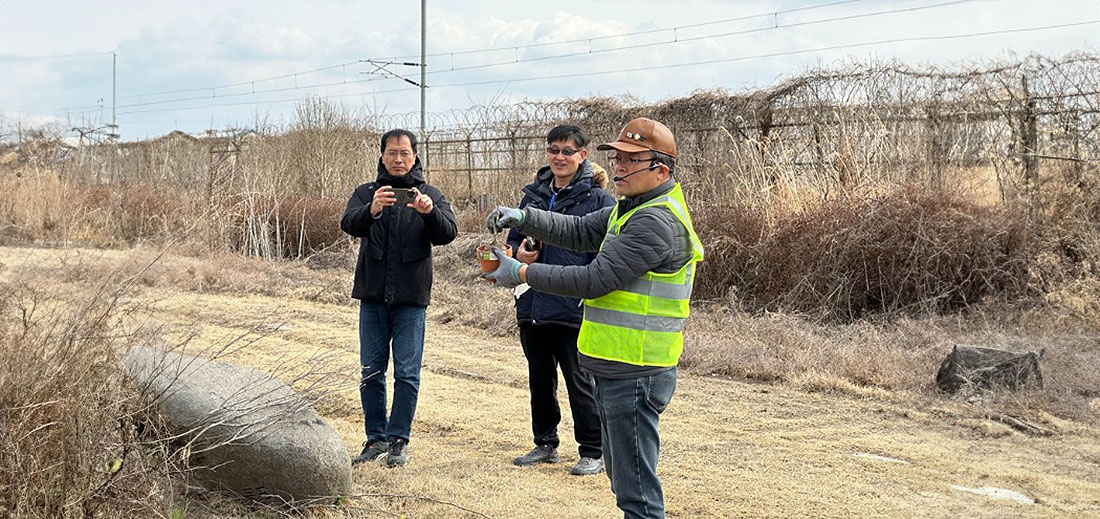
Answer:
[
  {"left": 570, "top": 457, "right": 605, "bottom": 475},
  {"left": 386, "top": 439, "right": 408, "bottom": 468},
  {"left": 352, "top": 440, "right": 390, "bottom": 465},
  {"left": 513, "top": 444, "right": 560, "bottom": 466}
]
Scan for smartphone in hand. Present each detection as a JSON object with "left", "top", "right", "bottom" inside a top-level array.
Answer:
[{"left": 389, "top": 188, "right": 417, "bottom": 204}]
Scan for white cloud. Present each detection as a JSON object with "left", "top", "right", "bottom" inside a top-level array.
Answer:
[
  {"left": 0, "top": 111, "right": 68, "bottom": 135},
  {"left": 219, "top": 23, "right": 317, "bottom": 59},
  {"left": 0, "top": 0, "right": 1095, "bottom": 139}
]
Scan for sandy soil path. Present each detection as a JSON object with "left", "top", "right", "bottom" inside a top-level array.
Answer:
[{"left": 3, "top": 245, "right": 1098, "bottom": 518}]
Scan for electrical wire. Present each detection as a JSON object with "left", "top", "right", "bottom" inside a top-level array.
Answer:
[
  {"left": 0, "top": 51, "right": 111, "bottom": 62},
  {"left": 116, "top": 60, "right": 368, "bottom": 100},
  {"left": 58, "top": 0, "right": 874, "bottom": 112},
  {"left": 423, "top": 0, "right": 981, "bottom": 76},
  {"left": 430, "top": 20, "right": 1100, "bottom": 89},
  {"left": 113, "top": 18, "right": 1100, "bottom": 118},
  {"left": 394, "top": 0, "right": 875, "bottom": 60},
  {"left": 69, "top": 0, "right": 985, "bottom": 117}
]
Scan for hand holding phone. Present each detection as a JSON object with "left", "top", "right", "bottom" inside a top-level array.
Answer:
[
  {"left": 389, "top": 188, "right": 417, "bottom": 204},
  {"left": 371, "top": 186, "right": 417, "bottom": 216}
]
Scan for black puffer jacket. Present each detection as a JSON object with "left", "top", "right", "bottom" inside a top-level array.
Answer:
[
  {"left": 506, "top": 160, "right": 616, "bottom": 327},
  {"left": 340, "top": 158, "right": 458, "bottom": 306}
]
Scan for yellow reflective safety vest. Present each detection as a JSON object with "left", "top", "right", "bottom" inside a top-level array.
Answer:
[{"left": 578, "top": 183, "right": 704, "bottom": 366}]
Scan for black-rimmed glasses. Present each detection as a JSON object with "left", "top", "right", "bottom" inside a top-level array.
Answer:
[{"left": 608, "top": 155, "right": 653, "bottom": 168}]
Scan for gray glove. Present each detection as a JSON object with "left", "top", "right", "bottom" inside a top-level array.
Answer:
[
  {"left": 480, "top": 247, "right": 524, "bottom": 288},
  {"left": 486, "top": 206, "right": 525, "bottom": 233}
]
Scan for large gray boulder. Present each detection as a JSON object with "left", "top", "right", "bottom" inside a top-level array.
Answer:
[
  {"left": 935, "top": 344, "right": 1044, "bottom": 394},
  {"left": 124, "top": 346, "right": 351, "bottom": 504}
]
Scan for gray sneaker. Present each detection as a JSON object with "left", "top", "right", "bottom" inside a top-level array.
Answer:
[
  {"left": 570, "top": 457, "right": 605, "bottom": 476},
  {"left": 513, "top": 445, "right": 560, "bottom": 466},
  {"left": 385, "top": 439, "right": 408, "bottom": 468},
  {"left": 352, "top": 440, "right": 390, "bottom": 465}
]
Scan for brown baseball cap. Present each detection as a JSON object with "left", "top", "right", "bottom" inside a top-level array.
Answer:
[{"left": 596, "top": 117, "right": 677, "bottom": 158}]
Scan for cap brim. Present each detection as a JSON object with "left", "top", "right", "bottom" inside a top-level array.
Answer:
[{"left": 596, "top": 141, "right": 650, "bottom": 154}]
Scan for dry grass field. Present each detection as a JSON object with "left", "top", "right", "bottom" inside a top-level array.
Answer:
[
  {"left": 4, "top": 56, "right": 1100, "bottom": 516},
  {"left": 3, "top": 243, "right": 1098, "bottom": 519}
]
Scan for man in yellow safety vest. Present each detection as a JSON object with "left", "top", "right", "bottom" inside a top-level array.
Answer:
[{"left": 485, "top": 117, "right": 703, "bottom": 519}]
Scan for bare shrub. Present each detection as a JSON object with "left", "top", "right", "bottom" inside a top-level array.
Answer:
[
  {"left": 0, "top": 276, "right": 179, "bottom": 518},
  {"left": 280, "top": 97, "right": 373, "bottom": 198},
  {"left": 452, "top": 203, "right": 495, "bottom": 234},
  {"left": 696, "top": 186, "right": 1032, "bottom": 320},
  {"left": 226, "top": 194, "right": 347, "bottom": 259},
  {"left": 0, "top": 172, "right": 198, "bottom": 247},
  {"left": 0, "top": 249, "right": 362, "bottom": 516},
  {"left": 692, "top": 203, "right": 768, "bottom": 302}
]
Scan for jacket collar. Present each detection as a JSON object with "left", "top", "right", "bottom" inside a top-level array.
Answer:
[{"left": 375, "top": 157, "right": 426, "bottom": 187}]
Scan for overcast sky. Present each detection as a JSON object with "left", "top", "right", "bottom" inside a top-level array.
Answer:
[{"left": 1, "top": 0, "right": 1097, "bottom": 141}]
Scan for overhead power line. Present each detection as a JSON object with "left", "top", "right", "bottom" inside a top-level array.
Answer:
[
  {"left": 393, "top": 0, "right": 876, "bottom": 60},
  {"left": 61, "top": 59, "right": 372, "bottom": 112},
  {"left": 114, "top": 18, "right": 1100, "bottom": 118},
  {"left": 116, "top": 59, "right": 367, "bottom": 100},
  {"left": 0, "top": 51, "right": 112, "bottom": 62},
  {"left": 424, "top": 0, "right": 982, "bottom": 76},
  {"left": 59, "top": 0, "right": 871, "bottom": 113},
  {"left": 64, "top": 62, "right": 417, "bottom": 116},
  {"left": 429, "top": 19, "right": 1100, "bottom": 89},
  {"left": 74, "top": 0, "right": 982, "bottom": 117}
]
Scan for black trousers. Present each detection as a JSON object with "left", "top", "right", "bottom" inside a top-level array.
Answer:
[{"left": 519, "top": 323, "right": 602, "bottom": 459}]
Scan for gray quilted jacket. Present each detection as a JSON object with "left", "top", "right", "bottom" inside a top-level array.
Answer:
[{"left": 516, "top": 180, "right": 694, "bottom": 300}]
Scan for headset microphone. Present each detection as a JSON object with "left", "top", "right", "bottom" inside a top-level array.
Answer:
[
  {"left": 613, "top": 162, "right": 661, "bottom": 182},
  {"left": 612, "top": 170, "right": 639, "bottom": 182}
]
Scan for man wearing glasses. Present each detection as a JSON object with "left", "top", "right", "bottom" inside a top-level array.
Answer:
[
  {"left": 341, "top": 129, "right": 458, "bottom": 469},
  {"left": 484, "top": 118, "right": 704, "bottom": 518},
  {"left": 505, "top": 125, "right": 615, "bottom": 476}
]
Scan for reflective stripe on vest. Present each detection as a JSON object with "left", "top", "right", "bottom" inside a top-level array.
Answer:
[{"left": 578, "top": 183, "right": 704, "bottom": 367}]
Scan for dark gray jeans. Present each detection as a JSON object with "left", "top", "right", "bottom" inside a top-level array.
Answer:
[{"left": 595, "top": 368, "right": 677, "bottom": 519}]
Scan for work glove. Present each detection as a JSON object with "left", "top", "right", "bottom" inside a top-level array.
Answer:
[
  {"left": 480, "top": 247, "right": 524, "bottom": 288},
  {"left": 486, "top": 206, "right": 525, "bottom": 233}
]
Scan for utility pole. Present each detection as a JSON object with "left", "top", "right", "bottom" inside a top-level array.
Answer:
[
  {"left": 107, "top": 52, "right": 119, "bottom": 140},
  {"left": 420, "top": 0, "right": 427, "bottom": 175}
]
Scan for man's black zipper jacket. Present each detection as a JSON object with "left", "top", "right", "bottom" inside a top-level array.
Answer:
[{"left": 341, "top": 158, "right": 458, "bottom": 306}]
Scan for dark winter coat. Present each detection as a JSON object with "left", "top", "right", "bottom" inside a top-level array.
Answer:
[
  {"left": 506, "top": 160, "right": 616, "bottom": 327},
  {"left": 341, "top": 157, "right": 458, "bottom": 306}
]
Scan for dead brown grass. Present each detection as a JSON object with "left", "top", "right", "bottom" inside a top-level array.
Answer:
[
  {"left": 0, "top": 170, "right": 350, "bottom": 261},
  {"left": 680, "top": 306, "right": 1100, "bottom": 424},
  {"left": 694, "top": 185, "right": 1033, "bottom": 319},
  {"left": 0, "top": 266, "right": 180, "bottom": 518},
  {"left": 4, "top": 245, "right": 1098, "bottom": 518}
]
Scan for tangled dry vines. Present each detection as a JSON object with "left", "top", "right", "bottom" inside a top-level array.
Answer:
[{"left": 3, "top": 53, "right": 1099, "bottom": 318}]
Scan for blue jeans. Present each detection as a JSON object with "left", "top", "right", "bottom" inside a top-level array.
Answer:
[
  {"left": 595, "top": 369, "right": 677, "bottom": 519},
  {"left": 359, "top": 301, "right": 426, "bottom": 444}
]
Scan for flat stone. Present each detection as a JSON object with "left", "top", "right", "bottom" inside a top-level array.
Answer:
[
  {"left": 852, "top": 452, "right": 909, "bottom": 464},
  {"left": 124, "top": 346, "right": 351, "bottom": 504},
  {"left": 950, "top": 485, "right": 1035, "bottom": 504}
]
